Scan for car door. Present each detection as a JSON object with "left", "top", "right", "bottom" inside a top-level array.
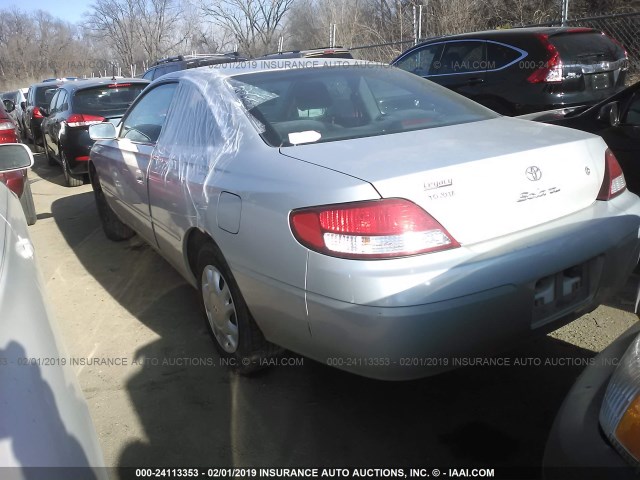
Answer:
[
  {"left": 599, "top": 91, "right": 640, "bottom": 194},
  {"left": 97, "top": 82, "right": 179, "bottom": 246},
  {"left": 147, "top": 82, "right": 214, "bottom": 276},
  {"left": 431, "top": 40, "right": 488, "bottom": 96},
  {"left": 43, "top": 90, "right": 60, "bottom": 155},
  {"left": 49, "top": 90, "right": 67, "bottom": 159}
]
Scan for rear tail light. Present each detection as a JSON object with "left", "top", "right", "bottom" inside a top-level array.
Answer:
[
  {"left": 0, "top": 170, "right": 25, "bottom": 198},
  {"left": 67, "top": 114, "right": 105, "bottom": 127},
  {"left": 527, "top": 34, "right": 563, "bottom": 84},
  {"left": 597, "top": 148, "right": 626, "bottom": 200},
  {"left": 606, "top": 33, "right": 629, "bottom": 70},
  {"left": 32, "top": 107, "right": 44, "bottom": 119},
  {"left": 290, "top": 198, "right": 460, "bottom": 259}
]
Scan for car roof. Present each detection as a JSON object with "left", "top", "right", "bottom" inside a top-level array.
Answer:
[
  {"left": 56, "top": 77, "right": 150, "bottom": 92},
  {"left": 412, "top": 26, "right": 598, "bottom": 45},
  {"left": 256, "top": 47, "right": 352, "bottom": 59},
  {"left": 161, "top": 58, "right": 380, "bottom": 82}
]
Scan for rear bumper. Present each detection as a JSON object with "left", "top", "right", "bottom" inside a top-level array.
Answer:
[
  {"left": 513, "top": 83, "right": 627, "bottom": 115},
  {"left": 543, "top": 323, "right": 640, "bottom": 479},
  {"left": 63, "top": 128, "right": 94, "bottom": 174},
  {"left": 249, "top": 192, "right": 640, "bottom": 380}
]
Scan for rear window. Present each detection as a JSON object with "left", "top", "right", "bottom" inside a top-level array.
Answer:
[
  {"left": 550, "top": 32, "right": 625, "bottom": 63},
  {"left": 231, "top": 65, "right": 496, "bottom": 147},
  {"left": 73, "top": 84, "right": 147, "bottom": 117},
  {"left": 35, "top": 86, "right": 59, "bottom": 108}
]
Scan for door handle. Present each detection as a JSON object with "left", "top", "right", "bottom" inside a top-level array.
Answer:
[
  {"left": 467, "top": 77, "right": 484, "bottom": 85},
  {"left": 135, "top": 169, "right": 144, "bottom": 184}
]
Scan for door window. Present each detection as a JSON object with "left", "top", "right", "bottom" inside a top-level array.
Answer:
[
  {"left": 438, "top": 41, "right": 486, "bottom": 74},
  {"left": 120, "top": 83, "right": 178, "bottom": 143},
  {"left": 394, "top": 44, "right": 444, "bottom": 76},
  {"left": 48, "top": 90, "right": 60, "bottom": 114}
]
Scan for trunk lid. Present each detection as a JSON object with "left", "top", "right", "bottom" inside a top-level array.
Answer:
[{"left": 280, "top": 117, "right": 606, "bottom": 245}]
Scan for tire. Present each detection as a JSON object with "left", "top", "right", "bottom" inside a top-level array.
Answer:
[
  {"left": 43, "top": 136, "right": 56, "bottom": 166},
  {"left": 61, "top": 150, "right": 84, "bottom": 187},
  {"left": 19, "top": 180, "right": 37, "bottom": 226},
  {"left": 29, "top": 123, "right": 43, "bottom": 153},
  {"left": 196, "top": 242, "right": 280, "bottom": 374},
  {"left": 90, "top": 164, "right": 134, "bottom": 241}
]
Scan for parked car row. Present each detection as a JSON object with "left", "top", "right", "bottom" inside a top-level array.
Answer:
[{"left": 2, "top": 25, "right": 639, "bottom": 474}]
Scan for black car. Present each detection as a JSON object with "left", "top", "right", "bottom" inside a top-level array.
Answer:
[
  {"left": 41, "top": 78, "right": 149, "bottom": 187},
  {"left": 22, "top": 80, "right": 64, "bottom": 149},
  {"left": 521, "top": 81, "right": 640, "bottom": 194},
  {"left": 255, "top": 47, "right": 353, "bottom": 60},
  {"left": 391, "top": 27, "right": 628, "bottom": 115},
  {"left": 142, "top": 53, "right": 245, "bottom": 81}
]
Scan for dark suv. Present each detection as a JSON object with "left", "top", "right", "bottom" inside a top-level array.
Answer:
[
  {"left": 391, "top": 27, "right": 628, "bottom": 115},
  {"left": 255, "top": 47, "right": 353, "bottom": 60},
  {"left": 22, "top": 80, "right": 65, "bottom": 148},
  {"left": 142, "top": 53, "right": 245, "bottom": 81},
  {"left": 41, "top": 78, "right": 149, "bottom": 187}
]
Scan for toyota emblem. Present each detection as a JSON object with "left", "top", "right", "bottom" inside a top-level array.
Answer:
[{"left": 525, "top": 166, "right": 542, "bottom": 181}]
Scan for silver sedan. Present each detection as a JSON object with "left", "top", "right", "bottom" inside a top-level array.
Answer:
[{"left": 88, "top": 60, "right": 640, "bottom": 380}]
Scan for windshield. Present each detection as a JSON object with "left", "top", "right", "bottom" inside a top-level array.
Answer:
[
  {"left": 73, "top": 84, "right": 147, "bottom": 118},
  {"left": 230, "top": 65, "right": 496, "bottom": 147}
]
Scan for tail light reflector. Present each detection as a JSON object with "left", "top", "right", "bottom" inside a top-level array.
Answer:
[
  {"left": 597, "top": 149, "right": 626, "bottom": 200},
  {"left": 67, "top": 114, "right": 105, "bottom": 127},
  {"left": 528, "top": 35, "right": 563, "bottom": 84},
  {"left": 290, "top": 198, "right": 460, "bottom": 259},
  {"left": 0, "top": 170, "right": 25, "bottom": 197}
]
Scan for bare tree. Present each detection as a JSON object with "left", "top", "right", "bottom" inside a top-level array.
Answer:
[
  {"left": 133, "top": 0, "right": 188, "bottom": 61},
  {"left": 201, "top": 0, "right": 294, "bottom": 56},
  {"left": 85, "top": 0, "right": 139, "bottom": 67}
]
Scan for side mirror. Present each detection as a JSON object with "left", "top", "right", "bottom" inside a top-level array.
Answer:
[
  {"left": 0, "top": 143, "right": 34, "bottom": 173},
  {"left": 20, "top": 101, "right": 26, "bottom": 110},
  {"left": 2, "top": 99, "right": 15, "bottom": 113},
  {"left": 597, "top": 101, "right": 620, "bottom": 127},
  {"left": 89, "top": 122, "right": 117, "bottom": 140}
]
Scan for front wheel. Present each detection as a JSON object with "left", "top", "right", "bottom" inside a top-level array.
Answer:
[
  {"left": 90, "top": 163, "right": 134, "bottom": 241},
  {"left": 196, "top": 242, "right": 280, "bottom": 374},
  {"left": 43, "top": 136, "right": 56, "bottom": 166}
]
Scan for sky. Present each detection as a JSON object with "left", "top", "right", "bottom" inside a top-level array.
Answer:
[{"left": 0, "top": 0, "right": 94, "bottom": 24}]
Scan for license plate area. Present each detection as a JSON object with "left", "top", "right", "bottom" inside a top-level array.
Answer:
[
  {"left": 531, "top": 257, "right": 602, "bottom": 328},
  {"left": 590, "top": 72, "right": 612, "bottom": 90}
]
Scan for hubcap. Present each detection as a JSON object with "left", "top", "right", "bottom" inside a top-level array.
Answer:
[{"left": 201, "top": 265, "right": 238, "bottom": 353}]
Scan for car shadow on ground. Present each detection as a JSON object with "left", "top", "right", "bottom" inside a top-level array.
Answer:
[{"left": 51, "top": 191, "right": 612, "bottom": 474}]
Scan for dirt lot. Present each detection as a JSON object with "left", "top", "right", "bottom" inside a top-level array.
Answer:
[{"left": 26, "top": 151, "right": 639, "bottom": 474}]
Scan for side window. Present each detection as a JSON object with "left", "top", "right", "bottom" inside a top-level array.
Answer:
[
  {"left": 159, "top": 84, "right": 219, "bottom": 150},
  {"left": 49, "top": 91, "right": 60, "bottom": 113},
  {"left": 486, "top": 42, "right": 523, "bottom": 70},
  {"left": 624, "top": 93, "right": 640, "bottom": 126},
  {"left": 394, "top": 44, "right": 444, "bottom": 76},
  {"left": 142, "top": 70, "right": 155, "bottom": 81},
  {"left": 439, "top": 41, "right": 486, "bottom": 74},
  {"left": 120, "top": 83, "right": 178, "bottom": 143},
  {"left": 59, "top": 91, "right": 69, "bottom": 111}
]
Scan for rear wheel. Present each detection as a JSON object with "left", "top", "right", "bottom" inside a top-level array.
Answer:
[
  {"left": 196, "top": 242, "right": 280, "bottom": 374},
  {"left": 19, "top": 180, "right": 37, "bottom": 226},
  {"left": 61, "top": 150, "right": 84, "bottom": 187},
  {"left": 90, "top": 163, "right": 134, "bottom": 241}
]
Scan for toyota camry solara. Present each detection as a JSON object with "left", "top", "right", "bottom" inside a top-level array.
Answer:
[{"left": 88, "top": 60, "right": 640, "bottom": 380}]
